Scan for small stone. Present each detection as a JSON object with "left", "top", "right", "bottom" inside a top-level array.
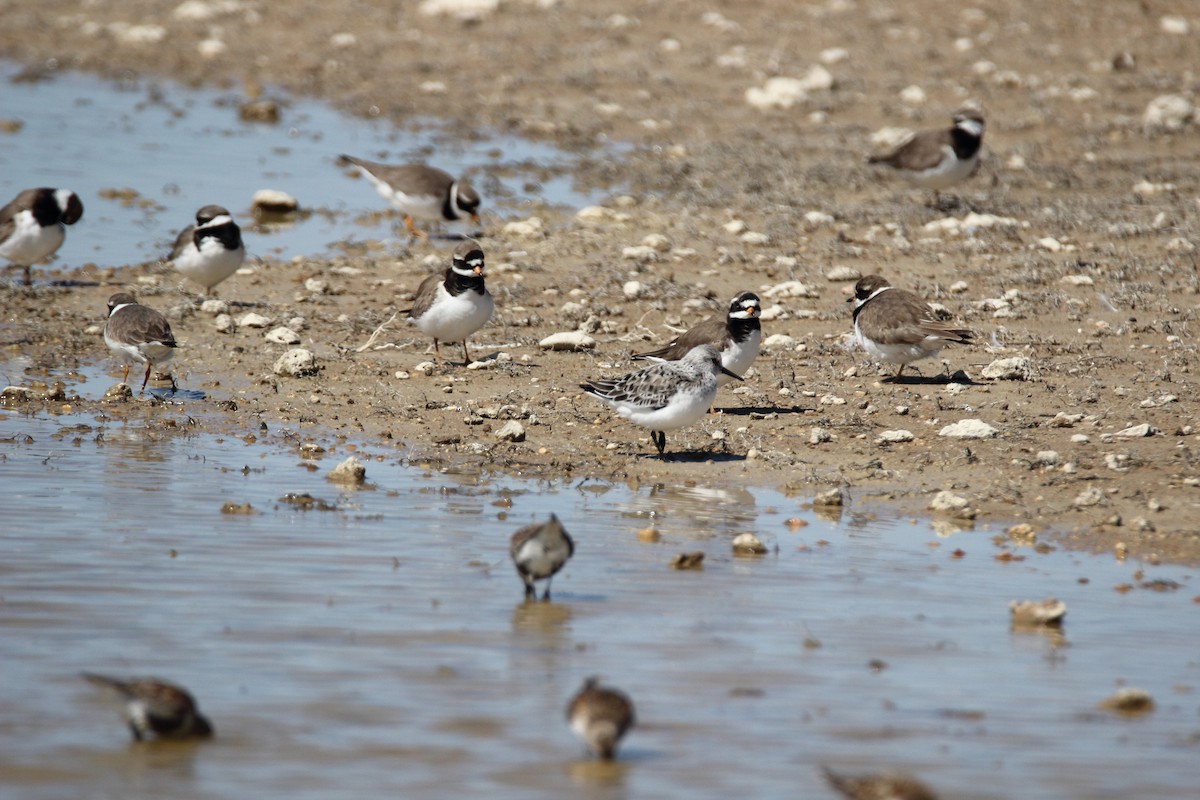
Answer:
[
  {"left": 238, "top": 312, "right": 272, "bottom": 328},
  {"left": 740, "top": 231, "right": 770, "bottom": 245},
  {"left": 1038, "top": 237, "right": 1063, "bottom": 252},
  {"left": 1008, "top": 523, "right": 1037, "bottom": 543},
  {"left": 105, "top": 383, "right": 133, "bottom": 399},
  {"left": 764, "top": 280, "right": 818, "bottom": 298},
  {"left": 804, "top": 211, "right": 835, "bottom": 228},
  {"left": 214, "top": 313, "right": 235, "bottom": 333},
  {"left": 622, "top": 280, "right": 644, "bottom": 299},
  {"left": 809, "top": 427, "right": 832, "bottom": 445},
  {"left": 1073, "top": 487, "right": 1105, "bottom": 508},
  {"left": 273, "top": 348, "right": 319, "bottom": 377},
  {"left": 265, "top": 326, "right": 301, "bottom": 345},
  {"left": 670, "top": 551, "right": 705, "bottom": 569},
  {"left": 622, "top": 245, "right": 659, "bottom": 262},
  {"left": 930, "top": 490, "right": 975, "bottom": 519},
  {"left": 982, "top": 357, "right": 1032, "bottom": 381},
  {"left": 1159, "top": 15, "right": 1189, "bottom": 35},
  {"left": 502, "top": 216, "right": 544, "bottom": 238},
  {"left": 1143, "top": 94, "right": 1194, "bottom": 133},
  {"left": 1100, "top": 688, "right": 1154, "bottom": 715},
  {"left": 539, "top": 331, "right": 596, "bottom": 351},
  {"left": 745, "top": 76, "right": 808, "bottom": 110},
  {"left": 813, "top": 487, "right": 845, "bottom": 507},
  {"left": 825, "top": 265, "right": 861, "bottom": 282},
  {"left": 327, "top": 455, "right": 366, "bottom": 485},
  {"left": 305, "top": 278, "right": 329, "bottom": 295},
  {"left": 220, "top": 501, "right": 255, "bottom": 515},
  {"left": 200, "top": 298, "right": 230, "bottom": 314},
  {"left": 495, "top": 420, "right": 525, "bottom": 442},
  {"left": 762, "top": 333, "right": 797, "bottom": 351},
  {"left": 251, "top": 189, "right": 299, "bottom": 216},
  {"left": 732, "top": 532, "right": 768, "bottom": 555},
  {"left": 1035, "top": 450, "right": 1060, "bottom": 466},
  {"left": 876, "top": 429, "right": 914, "bottom": 444},
  {"left": 576, "top": 205, "right": 615, "bottom": 222},
  {"left": 641, "top": 233, "right": 671, "bottom": 251},
  {"left": 899, "top": 84, "right": 927, "bottom": 105},
  {"left": 1114, "top": 423, "right": 1157, "bottom": 438},
  {"left": 1009, "top": 598, "right": 1066, "bottom": 626},
  {"left": 638, "top": 527, "right": 662, "bottom": 543},
  {"left": 938, "top": 419, "right": 998, "bottom": 439}
]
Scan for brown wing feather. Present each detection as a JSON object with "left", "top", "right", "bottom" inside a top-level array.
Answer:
[
  {"left": 869, "top": 129, "right": 953, "bottom": 172},
  {"left": 121, "top": 306, "right": 177, "bottom": 346},
  {"left": 406, "top": 271, "right": 446, "bottom": 320},
  {"left": 168, "top": 224, "right": 196, "bottom": 259},
  {"left": 860, "top": 289, "right": 973, "bottom": 345},
  {"left": 633, "top": 314, "right": 726, "bottom": 361}
]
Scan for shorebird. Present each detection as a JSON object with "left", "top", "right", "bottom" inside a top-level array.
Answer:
[
  {"left": 169, "top": 204, "right": 245, "bottom": 295},
  {"left": 849, "top": 274, "right": 973, "bottom": 382},
  {"left": 510, "top": 513, "right": 575, "bottom": 601},
  {"left": 339, "top": 155, "right": 480, "bottom": 240},
  {"left": 103, "top": 292, "right": 178, "bottom": 393},
  {"left": 868, "top": 109, "right": 985, "bottom": 204},
  {"left": 566, "top": 676, "right": 635, "bottom": 760},
  {"left": 404, "top": 241, "right": 494, "bottom": 367},
  {"left": 82, "top": 673, "right": 213, "bottom": 741},
  {"left": 822, "top": 767, "right": 939, "bottom": 800},
  {"left": 632, "top": 290, "right": 762, "bottom": 390},
  {"left": 0, "top": 187, "right": 84, "bottom": 285},
  {"left": 582, "top": 343, "right": 742, "bottom": 456}
]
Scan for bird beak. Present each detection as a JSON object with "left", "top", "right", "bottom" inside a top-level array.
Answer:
[
  {"left": 473, "top": 265, "right": 483, "bottom": 276},
  {"left": 720, "top": 366, "right": 744, "bottom": 382}
]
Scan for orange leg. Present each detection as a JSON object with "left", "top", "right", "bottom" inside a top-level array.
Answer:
[
  {"left": 404, "top": 215, "right": 429, "bottom": 242},
  {"left": 141, "top": 363, "right": 152, "bottom": 393}
]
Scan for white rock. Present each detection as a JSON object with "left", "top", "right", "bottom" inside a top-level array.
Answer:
[
  {"left": 732, "top": 532, "right": 768, "bottom": 554},
  {"left": 539, "top": 332, "right": 596, "bottom": 351},
  {"left": 622, "top": 245, "right": 659, "bottom": 262},
  {"left": 723, "top": 219, "right": 747, "bottom": 235},
  {"left": 466, "top": 352, "right": 511, "bottom": 370},
  {"left": 762, "top": 333, "right": 797, "bottom": 350},
  {"left": 238, "top": 312, "right": 272, "bottom": 328},
  {"left": 201, "top": 298, "right": 230, "bottom": 314},
  {"left": 304, "top": 278, "right": 329, "bottom": 295},
  {"left": 804, "top": 210, "right": 835, "bottom": 228},
  {"left": 877, "top": 429, "right": 915, "bottom": 444},
  {"left": 576, "top": 205, "right": 615, "bottom": 222},
  {"left": 623, "top": 280, "right": 644, "bottom": 299},
  {"left": 812, "top": 487, "right": 845, "bottom": 507},
  {"left": 819, "top": 47, "right": 849, "bottom": 65},
  {"left": 1166, "top": 237, "right": 1196, "bottom": 253},
  {"left": 758, "top": 304, "right": 788, "bottom": 321},
  {"left": 740, "top": 231, "right": 770, "bottom": 245},
  {"left": 1133, "top": 179, "right": 1177, "bottom": 196},
  {"left": 825, "top": 265, "right": 860, "bottom": 282},
  {"left": 214, "top": 313, "right": 235, "bottom": 333},
  {"left": 109, "top": 23, "right": 167, "bottom": 44},
  {"left": 197, "top": 39, "right": 226, "bottom": 58},
  {"left": 1038, "top": 236, "right": 1063, "bottom": 252},
  {"left": 1143, "top": 94, "right": 1194, "bottom": 133},
  {"left": 330, "top": 32, "right": 357, "bottom": 48},
  {"left": 745, "top": 77, "right": 808, "bottom": 110},
  {"left": 173, "top": 1, "right": 245, "bottom": 21},
  {"left": 899, "top": 85, "right": 927, "bottom": 105},
  {"left": 1114, "top": 423, "right": 1157, "bottom": 438},
  {"left": 252, "top": 188, "right": 298, "bottom": 213},
  {"left": 418, "top": 0, "right": 499, "bottom": 20},
  {"left": 1035, "top": 450, "right": 1060, "bottom": 466},
  {"left": 930, "top": 490, "right": 970, "bottom": 513},
  {"left": 1060, "top": 274, "right": 1094, "bottom": 286},
  {"left": 809, "top": 427, "right": 832, "bottom": 444},
  {"left": 327, "top": 455, "right": 366, "bottom": 485},
  {"left": 798, "top": 65, "right": 834, "bottom": 92},
  {"left": 764, "top": 280, "right": 818, "bottom": 298},
  {"left": 641, "top": 233, "right": 671, "bottom": 251},
  {"left": 939, "top": 419, "right": 998, "bottom": 439},
  {"left": 273, "top": 348, "right": 318, "bottom": 377},
  {"left": 265, "top": 326, "right": 301, "bottom": 345},
  {"left": 982, "top": 357, "right": 1032, "bottom": 381},
  {"left": 1159, "top": 15, "right": 1190, "bottom": 35},
  {"left": 495, "top": 420, "right": 526, "bottom": 442},
  {"left": 502, "top": 216, "right": 544, "bottom": 238},
  {"left": 1073, "top": 487, "right": 1105, "bottom": 507}
]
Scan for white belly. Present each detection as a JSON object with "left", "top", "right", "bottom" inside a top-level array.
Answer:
[
  {"left": 718, "top": 330, "right": 761, "bottom": 385},
  {"left": 617, "top": 383, "right": 716, "bottom": 432},
  {"left": 0, "top": 212, "right": 64, "bottom": 265},
  {"left": 905, "top": 148, "right": 978, "bottom": 190},
  {"left": 854, "top": 323, "right": 941, "bottom": 365},
  {"left": 414, "top": 289, "right": 494, "bottom": 343},
  {"left": 173, "top": 239, "right": 245, "bottom": 289}
]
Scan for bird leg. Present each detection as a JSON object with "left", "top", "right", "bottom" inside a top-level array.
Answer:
[
  {"left": 523, "top": 579, "right": 536, "bottom": 601},
  {"left": 462, "top": 341, "right": 472, "bottom": 366},
  {"left": 433, "top": 339, "right": 444, "bottom": 369},
  {"left": 23, "top": 265, "right": 32, "bottom": 286},
  {"left": 141, "top": 363, "right": 152, "bottom": 393},
  {"left": 652, "top": 430, "right": 667, "bottom": 456},
  {"left": 403, "top": 215, "right": 429, "bottom": 242},
  {"left": 121, "top": 364, "right": 131, "bottom": 385},
  {"left": 541, "top": 578, "right": 553, "bottom": 602}
]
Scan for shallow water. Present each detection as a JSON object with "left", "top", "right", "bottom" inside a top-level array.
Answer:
[
  {"left": 1, "top": 380, "right": 1197, "bottom": 799},
  {"left": 0, "top": 61, "right": 607, "bottom": 270}
]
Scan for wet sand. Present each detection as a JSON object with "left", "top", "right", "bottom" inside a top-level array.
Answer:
[{"left": 2, "top": 1, "right": 1199, "bottom": 562}]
